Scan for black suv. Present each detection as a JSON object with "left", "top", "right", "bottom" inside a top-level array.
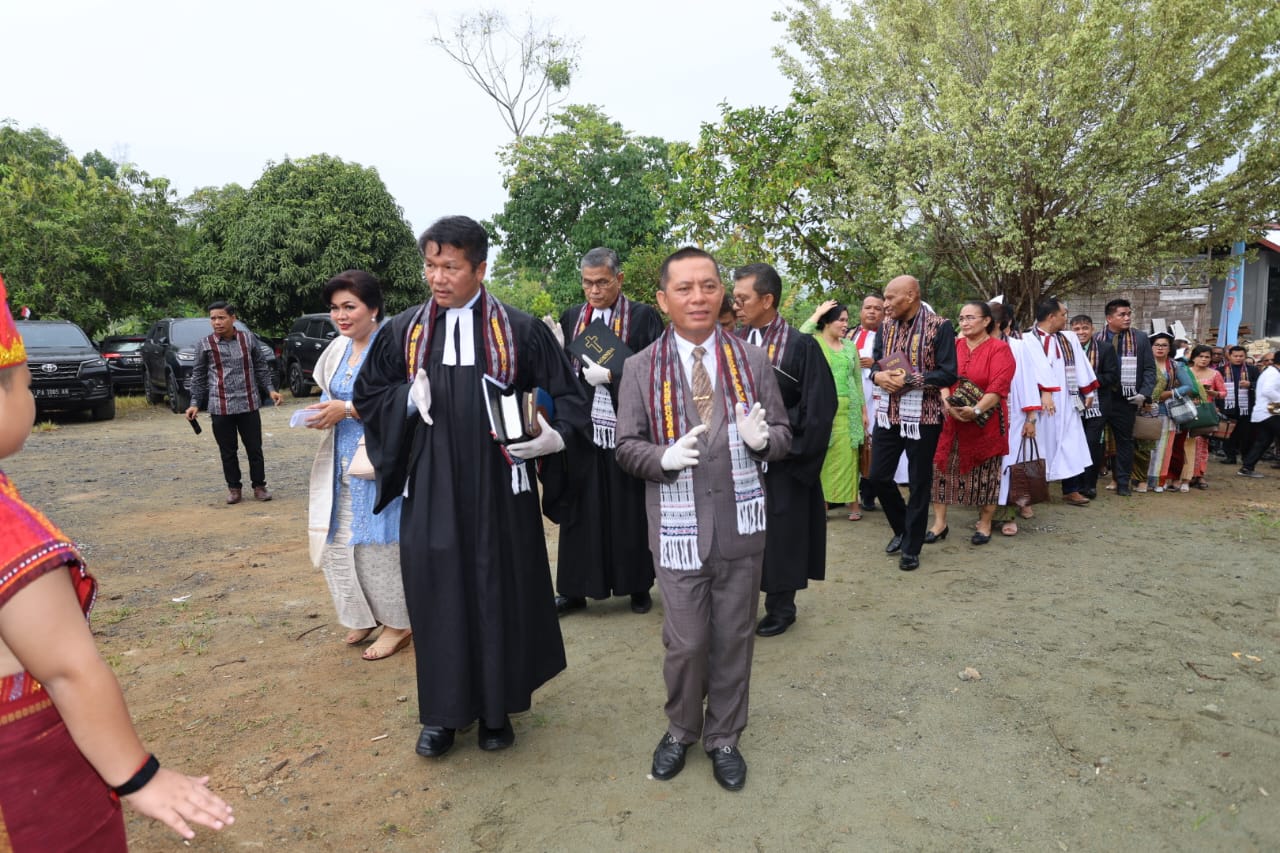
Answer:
[
  {"left": 140, "top": 318, "right": 279, "bottom": 413},
  {"left": 281, "top": 313, "right": 338, "bottom": 397},
  {"left": 98, "top": 334, "right": 147, "bottom": 393},
  {"left": 17, "top": 320, "right": 115, "bottom": 420}
]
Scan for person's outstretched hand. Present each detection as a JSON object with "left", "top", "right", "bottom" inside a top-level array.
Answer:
[
  {"left": 123, "top": 768, "right": 234, "bottom": 841},
  {"left": 735, "top": 402, "right": 770, "bottom": 450}
]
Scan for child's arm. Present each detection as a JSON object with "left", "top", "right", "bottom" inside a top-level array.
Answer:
[{"left": 0, "top": 569, "right": 234, "bottom": 840}]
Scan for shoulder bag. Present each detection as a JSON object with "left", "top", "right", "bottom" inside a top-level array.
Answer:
[{"left": 1006, "top": 437, "right": 1048, "bottom": 508}]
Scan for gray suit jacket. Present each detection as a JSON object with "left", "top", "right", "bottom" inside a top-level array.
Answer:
[{"left": 615, "top": 339, "right": 792, "bottom": 564}]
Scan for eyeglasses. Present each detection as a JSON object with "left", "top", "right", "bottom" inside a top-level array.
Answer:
[
  {"left": 582, "top": 280, "right": 616, "bottom": 292},
  {"left": 957, "top": 315, "right": 984, "bottom": 322}
]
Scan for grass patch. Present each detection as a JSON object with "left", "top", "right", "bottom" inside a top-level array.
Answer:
[
  {"left": 114, "top": 394, "right": 154, "bottom": 415},
  {"left": 32, "top": 420, "right": 59, "bottom": 433}
]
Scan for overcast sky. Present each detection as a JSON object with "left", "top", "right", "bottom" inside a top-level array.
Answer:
[{"left": 2, "top": 0, "right": 798, "bottom": 237}]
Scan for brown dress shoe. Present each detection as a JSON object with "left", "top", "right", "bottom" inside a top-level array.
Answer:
[
  {"left": 253, "top": 486, "right": 272, "bottom": 501},
  {"left": 226, "top": 488, "right": 242, "bottom": 504},
  {"left": 1062, "top": 492, "right": 1090, "bottom": 506}
]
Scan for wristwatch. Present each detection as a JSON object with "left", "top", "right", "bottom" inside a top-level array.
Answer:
[{"left": 344, "top": 400, "right": 354, "bottom": 419}]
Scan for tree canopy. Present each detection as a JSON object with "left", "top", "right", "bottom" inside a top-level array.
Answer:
[
  {"left": 187, "top": 154, "right": 423, "bottom": 334},
  {"left": 0, "top": 122, "right": 191, "bottom": 335},
  {"left": 491, "top": 105, "right": 678, "bottom": 311},
  {"left": 780, "top": 0, "right": 1280, "bottom": 322}
]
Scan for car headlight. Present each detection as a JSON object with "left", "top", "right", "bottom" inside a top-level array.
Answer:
[
  {"left": 176, "top": 351, "right": 196, "bottom": 362},
  {"left": 82, "top": 357, "right": 106, "bottom": 369}
]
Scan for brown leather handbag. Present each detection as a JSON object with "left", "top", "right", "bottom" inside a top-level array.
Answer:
[{"left": 1006, "top": 438, "right": 1048, "bottom": 508}]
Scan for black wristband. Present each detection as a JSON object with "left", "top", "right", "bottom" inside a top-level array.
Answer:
[{"left": 113, "top": 754, "right": 160, "bottom": 796}]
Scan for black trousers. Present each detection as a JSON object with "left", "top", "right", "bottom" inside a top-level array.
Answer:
[
  {"left": 1242, "top": 415, "right": 1280, "bottom": 471},
  {"left": 1081, "top": 413, "right": 1106, "bottom": 492},
  {"left": 210, "top": 410, "right": 266, "bottom": 489},
  {"left": 869, "top": 423, "right": 942, "bottom": 558},
  {"left": 1099, "top": 391, "right": 1137, "bottom": 488},
  {"left": 1222, "top": 414, "right": 1254, "bottom": 462}
]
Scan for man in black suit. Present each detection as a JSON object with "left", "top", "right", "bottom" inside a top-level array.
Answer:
[
  {"left": 1094, "top": 298, "right": 1156, "bottom": 497},
  {"left": 1070, "top": 314, "right": 1119, "bottom": 499}
]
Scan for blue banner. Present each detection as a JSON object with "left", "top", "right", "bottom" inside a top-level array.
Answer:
[{"left": 1218, "top": 241, "right": 1245, "bottom": 345}]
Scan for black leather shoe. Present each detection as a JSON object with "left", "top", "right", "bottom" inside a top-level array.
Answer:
[
  {"left": 555, "top": 595, "right": 587, "bottom": 616},
  {"left": 970, "top": 530, "right": 991, "bottom": 545},
  {"left": 755, "top": 613, "right": 795, "bottom": 637},
  {"left": 1082, "top": 489, "right": 1097, "bottom": 500},
  {"left": 860, "top": 502, "right": 878, "bottom": 512},
  {"left": 885, "top": 534, "right": 904, "bottom": 555},
  {"left": 478, "top": 717, "right": 515, "bottom": 751},
  {"left": 1116, "top": 485, "right": 1132, "bottom": 496},
  {"left": 899, "top": 553, "right": 920, "bottom": 571},
  {"left": 923, "top": 526, "right": 949, "bottom": 544},
  {"left": 651, "top": 733, "right": 689, "bottom": 780},
  {"left": 707, "top": 745, "right": 747, "bottom": 791},
  {"left": 630, "top": 591, "right": 652, "bottom": 614},
  {"left": 415, "top": 725, "right": 455, "bottom": 757}
]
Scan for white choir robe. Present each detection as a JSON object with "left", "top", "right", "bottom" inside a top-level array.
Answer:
[
  {"left": 998, "top": 336, "right": 1050, "bottom": 504},
  {"left": 1025, "top": 327, "right": 1099, "bottom": 483}
]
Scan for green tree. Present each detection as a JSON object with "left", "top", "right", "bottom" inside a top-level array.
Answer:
[
  {"left": 0, "top": 122, "right": 190, "bottom": 336},
  {"left": 781, "top": 0, "right": 1280, "bottom": 322},
  {"left": 492, "top": 105, "right": 679, "bottom": 313},
  {"left": 187, "top": 155, "right": 423, "bottom": 334}
]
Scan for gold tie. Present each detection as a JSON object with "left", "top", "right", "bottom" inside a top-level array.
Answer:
[{"left": 691, "top": 346, "right": 713, "bottom": 425}]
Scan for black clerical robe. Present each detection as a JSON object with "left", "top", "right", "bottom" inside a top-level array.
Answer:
[
  {"left": 554, "top": 302, "right": 665, "bottom": 599},
  {"left": 749, "top": 325, "right": 837, "bottom": 592},
  {"left": 354, "top": 301, "right": 588, "bottom": 729}
]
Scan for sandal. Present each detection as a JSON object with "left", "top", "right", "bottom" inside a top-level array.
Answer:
[
  {"left": 1134, "top": 483, "right": 1149, "bottom": 493},
  {"left": 1018, "top": 505, "right": 1035, "bottom": 519},
  {"left": 1178, "top": 482, "right": 1190, "bottom": 493},
  {"left": 848, "top": 510, "right": 862, "bottom": 521},
  {"left": 1001, "top": 520, "right": 1018, "bottom": 536},
  {"left": 344, "top": 627, "right": 375, "bottom": 645},
  {"left": 363, "top": 629, "right": 413, "bottom": 661}
]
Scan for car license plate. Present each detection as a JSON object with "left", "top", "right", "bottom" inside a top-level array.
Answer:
[
  {"left": 33, "top": 386, "right": 72, "bottom": 398},
  {"left": 122, "top": 357, "right": 140, "bottom": 365}
]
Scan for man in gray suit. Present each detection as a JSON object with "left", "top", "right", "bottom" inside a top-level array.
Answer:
[{"left": 615, "top": 247, "right": 791, "bottom": 792}]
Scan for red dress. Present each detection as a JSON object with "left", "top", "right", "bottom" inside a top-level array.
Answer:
[
  {"left": 0, "top": 470, "right": 128, "bottom": 852},
  {"left": 934, "top": 337, "right": 1016, "bottom": 474}
]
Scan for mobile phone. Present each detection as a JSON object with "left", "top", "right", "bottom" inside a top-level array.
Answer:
[{"left": 189, "top": 416, "right": 202, "bottom": 435}]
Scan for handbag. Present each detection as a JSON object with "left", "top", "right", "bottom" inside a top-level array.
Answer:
[
  {"left": 1166, "top": 392, "right": 1197, "bottom": 426},
  {"left": 1006, "top": 437, "right": 1048, "bottom": 508},
  {"left": 1186, "top": 400, "right": 1220, "bottom": 436},
  {"left": 1133, "top": 408, "right": 1163, "bottom": 441},
  {"left": 348, "top": 436, "right": 375, "bottom": 480},
  {"left": 947, "top": 379, "right": 994, "bottom": 427}
]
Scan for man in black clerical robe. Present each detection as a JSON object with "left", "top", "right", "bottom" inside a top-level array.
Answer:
[
  {"left": 354, "top": 216, "right": 588, "bottom": 759},
  {"left": 732, "top": 264, "right": 836, "bottom": 637},
  {"left": 553, "top": 247, "right": 665, "bottom": 616}
]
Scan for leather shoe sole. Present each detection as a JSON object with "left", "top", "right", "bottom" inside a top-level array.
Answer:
[
  {"left": 885, "top": 534, "right": 904, "bottom": 555},
  {"left": 651, "top": 733, "right": 690, "bottom": 780},
  {"left": 630, "top": 591, "right": 652, "bottom": 614},
  {"left": 708, "top": 745, "right": 747, "bottom": 791},
  {"left": 555, "top": 595, "right": 587, "bottom": 616},
  {"left": 478, "top": 717, "right": 515, "bottom": 751},
  {"left": 755, "top": 614, "right": 795, "bottom": 637},
  {"left": 899, "top": 553, "right": 920, "bottom": 571},
  {"left": 415, "top": 725, "right": 455, "bottom": 758}
]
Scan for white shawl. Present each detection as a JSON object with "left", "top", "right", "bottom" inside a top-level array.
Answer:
[{"left": 306, "top": 337, "right": 348, "bottom": 567}]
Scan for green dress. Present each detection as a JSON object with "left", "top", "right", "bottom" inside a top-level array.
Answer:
[{"left": 802, "top": 321, "right": 866, "bottom": 503}]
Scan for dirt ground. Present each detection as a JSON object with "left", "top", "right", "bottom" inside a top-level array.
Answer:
[{"left": 7, "top": 396, "right": 1279, "bottom": 852}]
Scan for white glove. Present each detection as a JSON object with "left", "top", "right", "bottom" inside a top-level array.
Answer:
[
  {"left": 735, "top": 401, "right": 770, "bottom": 451},
  {"left": 543, "top": 315, "right": 565, "bottom": 347},
  {"left": 581, "top": 356, "right": 612, "bottom": 387},
  {"left": 660, "top": 424, "right": 708, "bottom": 471},
  {"left": 1127, "top": 393, "right": 1146, "bottom": 407},
  {"left": 507, "top": 413, "right": 565, "bottom": 460},
  {"left": 409, "top": 368, "right": 433, "bottom": 424}
]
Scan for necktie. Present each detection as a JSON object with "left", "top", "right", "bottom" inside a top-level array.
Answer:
[{"left": 691, "top": 346, "right": 713, "bottom": 425}]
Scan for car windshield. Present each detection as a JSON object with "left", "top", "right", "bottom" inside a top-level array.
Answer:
[
  {"left": 170, "top": 319, "right": 212, "bottom": 348},
  {"left": 17, "top": 323, "right": 93, "bottom": 348},
  {"left": 103, "top": 340, "right": 143, "bottom": 353}
]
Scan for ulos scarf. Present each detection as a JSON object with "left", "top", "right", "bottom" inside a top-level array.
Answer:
[
  {"left": 742, "top": 313, "right": 791, "bottom": 368},
  {"left": 646, "top": 328, "right": 766, "bottom": 571},
  {"left": 876, "top": 306, "right": 943, "bottom": 439},
  {"left": 571, "top": 297, "right": 632, "bottom": 449},
  {"left": 1108, "top": 329, "right": 1139, "bottom": 397},
  {"left": 1221, "top": 363, "right": 1250, "bottom": 415},
  {"left": 403, "top": 290, "right": 531, "bottom": 493}
]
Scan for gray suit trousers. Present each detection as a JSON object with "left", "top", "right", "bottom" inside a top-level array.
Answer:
[{"left": 655, "top": 533, "right": 763, "bottom": 751}]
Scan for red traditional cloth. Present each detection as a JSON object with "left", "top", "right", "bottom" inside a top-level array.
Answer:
[
  {"left": 0, "top": 470, "right": 124, "bottom": 851},
  {"left": 933, "top": 337, "right": 1016, "bottom": 474}
]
